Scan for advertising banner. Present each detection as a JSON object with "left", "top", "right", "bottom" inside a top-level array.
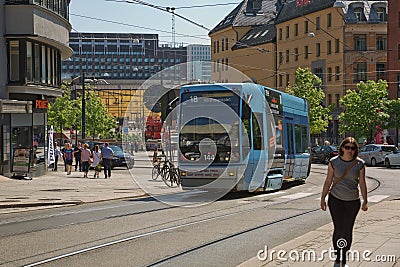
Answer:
[
  {"left": 12, "top": 147, "right": 31, "bottom": 174},
  {"left": 48, "top": 125, "right": 55, "bottom": 166}
]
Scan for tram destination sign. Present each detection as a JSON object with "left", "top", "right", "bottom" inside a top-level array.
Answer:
[
  {"left": 264, "top": 88, "right": 282, "bottom": 115},
  {"left": 181, "top": 91, "right": 238, "bottom": 106}
]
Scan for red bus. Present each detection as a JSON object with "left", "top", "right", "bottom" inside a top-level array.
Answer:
[{"left": 145, "top": 114, "right": 162, "bottom": 150}]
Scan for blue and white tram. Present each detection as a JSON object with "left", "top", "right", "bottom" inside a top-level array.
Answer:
[{"left": 177, "top": 83, "right": 310, "bottom": 192}]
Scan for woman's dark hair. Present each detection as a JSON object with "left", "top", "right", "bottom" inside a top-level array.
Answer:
[
  {"left": 339, "top": 137, "right": 359, "bottom": 159},
  {"left": 94, "top": 144, "right": 99, "bottom": 152}
]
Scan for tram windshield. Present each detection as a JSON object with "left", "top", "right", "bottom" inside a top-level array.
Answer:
[{"left": 179, "top": 91, "right": 241, "bottom": 164}]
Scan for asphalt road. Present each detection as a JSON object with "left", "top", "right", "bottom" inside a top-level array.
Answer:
[{"left": 0, "top": 163, "right": 395, "bottom": 267}]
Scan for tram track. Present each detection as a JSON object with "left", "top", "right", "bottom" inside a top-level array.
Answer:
[
  {"left": 147, "top": 174, "right": 381, "bottom": 266},
  {"left": 21, "top": 190, "right": 319, "bottom": 266},
  {"left": 21, "top": 176, "right": 381, "bottom": 267}
]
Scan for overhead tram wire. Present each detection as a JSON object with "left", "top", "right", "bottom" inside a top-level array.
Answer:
[
  {"left": 70, "top": 13, "right": 210, "bottom": 42},
  {"left": 119, "top": 0, "right": 211, "bottom": 31},
  {"left": 109, "top": 0, "right": 278, "bottom": 56},
  {"left": 102, "top": 0, "right": 396, "bottom": 59},
  {"left": 174, "top": 3, "right": 241, "bottom": 9},
  {"left": 105, "top": 0, "right": 240, "bottom": 10},
  {"left": 74, "top": 1, "right": 394, "bottom": 85},
  {"left": 69, "top": 13, "right": 392, "bottom": 82}
]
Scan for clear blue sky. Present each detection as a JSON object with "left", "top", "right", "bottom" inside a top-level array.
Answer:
[{"left": 69, "top": 1, "right": 240, "bottom": 46}]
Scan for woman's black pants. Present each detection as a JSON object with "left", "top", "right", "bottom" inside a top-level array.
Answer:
[{"left": 328, "top": 194, "right": 360, "bottom": 263}]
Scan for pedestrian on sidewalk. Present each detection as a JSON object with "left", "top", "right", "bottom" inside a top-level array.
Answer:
[
  {"left": 61, "top": 140, "right": 69, "bottom": 171},
  {"left": 73, "top": 142, "right": 82, "bottom": 172},
  {"left": 91, "top": 144, "right": 102, "bottom": 178},
  {"left": 53, "top": 142, "right": 62, "bottom": 171},
  {"left": 320, "top": 137, "right": 368, "bottom": 267},
  {"left": 101, "top": 142, "right": 114, "bottom": 179},
  {"left": 63, "top": 143, "right": 74, "bottom": 175},
  {"left": 80, "top": 143, "right": 92, "bottom": 178}
]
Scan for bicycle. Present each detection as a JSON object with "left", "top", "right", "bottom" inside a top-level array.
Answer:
[
  {"left": 151, "top": 155, "right": 168, "bottom": 180},
  {"left": 162, "top": 160, "right": 181, "bottom": 188}
]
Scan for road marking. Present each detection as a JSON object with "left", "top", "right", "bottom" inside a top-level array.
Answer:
[
  {"left": 278, "top": 192, "right": 313, "bottom": 200},
  {"left": 368, "top": 195, "right": 389, "bottom": 203}
]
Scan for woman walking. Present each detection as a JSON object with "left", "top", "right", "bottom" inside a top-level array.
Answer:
[
  {"left": 91, "top": 145, "right": 102, "bottom": 178},
  {"left": 80, "top": 143, "right": 92, "bottom": 178},
  {"left": 320, "top": 137, "right": 368, "bottom": 267}
]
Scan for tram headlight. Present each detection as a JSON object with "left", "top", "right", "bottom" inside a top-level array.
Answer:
[
  {"left": 181, "top": 171, "right": 187, "bottom": 176},
  {"left": 228, "top": 171, "right": 235, "bottom": 176}
]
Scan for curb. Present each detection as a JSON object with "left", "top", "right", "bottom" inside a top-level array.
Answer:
[{"left": 0, "top": 201, "right": 83, "bottom": 209}]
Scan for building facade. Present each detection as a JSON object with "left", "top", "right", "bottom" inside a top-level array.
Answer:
[
  {"left": 62, "top": 33, "right": 187, "bottom": 81},
  {"left": 186, "top": 44, "right": 211, "bottom": 82},
  {"left": 210, "top": 0, "right": 388, "bottom": 145},
  {"left": 62, "top": 32, "right": 188, "bottom": 141},
  {"left": 0, "top": 0, "right": 72, "bottom": 177},
  {"left": 209, "top": 0, "right": 279, "bottom": 86},
  {"left": 275, "top": 0, "right": 387, "bottom": 144},
  {"left": 387, "top": 0, "right": 400, "bottom": 145}
]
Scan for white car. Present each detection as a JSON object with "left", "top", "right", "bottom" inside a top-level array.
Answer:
[
  {"left": 359, "top": 144, "right": 397, "bottom": 166},
  {"left": 384, "top": 149, "right": 400, "bottom": 168}
]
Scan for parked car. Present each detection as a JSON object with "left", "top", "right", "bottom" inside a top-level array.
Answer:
[
  {"left": 384, "top": 149, "right": 400, "bottom": 168},
  {"left": 311, "top": 145, "right": 338, "bottom": 164},
  {"left": 86, "top": 141, "right": 104, "bottom": 150},
  {"left": 358, "top": 144, "right": 397, "bottom": 166},
  {"left": 108, "top": 145, "right": 135, "bottom": 169}
]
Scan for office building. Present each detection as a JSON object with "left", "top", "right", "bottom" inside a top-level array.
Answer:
[{"left": 0, "top": 0, "right": 72, "bottom": 177}]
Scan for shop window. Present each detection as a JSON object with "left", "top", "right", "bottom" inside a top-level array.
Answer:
[
  {"left": 11, "top": 127, "right": 33, "bottom": 165},
  {"left": 33, "top": 125, "right": 45, "bottom": 165}
]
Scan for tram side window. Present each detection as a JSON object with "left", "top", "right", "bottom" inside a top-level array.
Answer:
[
  {"left": 252, "top": 112, "right": 264, "bottom": 150},
  {"left": 286, "top": 123, "right": 294, "bottom": 155},
  {"left": 295, "top": 124, "right": 308, "bottom": 153},
  {"left": 241, "top": 99, "right": 252, "bottom": 149}
]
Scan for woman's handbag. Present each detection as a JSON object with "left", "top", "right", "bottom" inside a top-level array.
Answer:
[{"left": 328, "top": 159, "right": 358, "bottom": 194}]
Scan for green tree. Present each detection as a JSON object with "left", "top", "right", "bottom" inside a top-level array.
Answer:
[
  {"left": 286, "top": 68, "right": 332, "bottom": 135},
  {"left": 385, "top": 98, "right": 400, "bottom": 130},
  {"left": 82, "top": 90, "right": 116, "bottom": 139},
  {"left": 338, "top": 80, "right": 390, "bottom": 141},
  {"left": 47, "top": 84, "right": 76, "bottom": 134},
  {"left": 48, "top": 84, "right": 117, "bottom": 140}
]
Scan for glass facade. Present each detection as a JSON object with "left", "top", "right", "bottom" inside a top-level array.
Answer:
[
  {"left": 7, "top": 39, "right": 61, "bottom": 87},
  {"left": 62, "top": 33, "right": 187, "bottom": 80}
]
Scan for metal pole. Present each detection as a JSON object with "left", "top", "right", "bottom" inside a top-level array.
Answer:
[{"left": 82, "top": 72, "right": 86, "bottom": 141}]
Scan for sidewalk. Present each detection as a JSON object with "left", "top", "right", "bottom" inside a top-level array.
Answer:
[
  {"left": 239, "top": 199, "right": 400, "bottom": 267},
  {"left": 0, "top": 151, "right": 154, "bottom": 214}
]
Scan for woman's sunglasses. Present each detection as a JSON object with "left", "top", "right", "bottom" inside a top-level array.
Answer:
[{"left": 344, "top": 145, "right": 356, "bottom": 151}]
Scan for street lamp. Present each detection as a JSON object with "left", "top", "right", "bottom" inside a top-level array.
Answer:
[
  {"left": 81, "top": 72, "right": 86, "bottom": 140},
  {"left": 69, "top": 73, "right": 98, "bottom": 141}
]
